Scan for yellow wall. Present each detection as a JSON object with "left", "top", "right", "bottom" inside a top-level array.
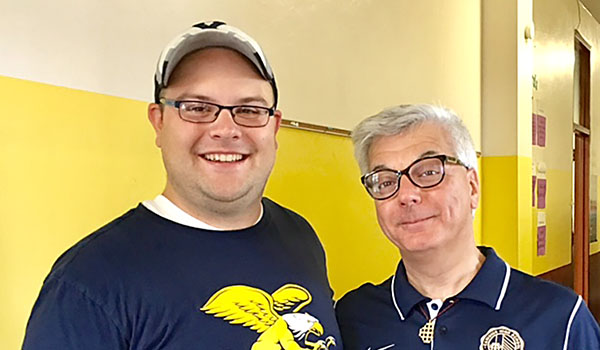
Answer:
[
  {"left": 480, "top": 0, "right": 535, "bottom": 272},
  {"left": 0, "top": 74, "right": 484, "bottom": 349},
  {"left": 0, "top": 76, "right": 164, "bottom": 349},
  {"left": 481, "top": 156, "right": 533, "bottom": 268},
  {"left": 265, "top": 128, "right": 399, "bottom": 296}
]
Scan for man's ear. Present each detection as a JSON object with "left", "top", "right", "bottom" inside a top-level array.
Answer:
[
  {"left": 272, "top": 109, "right": 282, "bottom": 149},
  {"left": 148, "top": 103, "right": 164, "bottom": 148},
  {"left": 467, "top": 168, "right": 480, "bottom": 210}
]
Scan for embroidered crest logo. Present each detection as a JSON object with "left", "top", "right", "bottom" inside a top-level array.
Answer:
[
  {"left": 201, "top": 284, "right": 336, "bottom": 349},
  {"left": 479, "top": 326, "right": 524, "bottom": 350}
]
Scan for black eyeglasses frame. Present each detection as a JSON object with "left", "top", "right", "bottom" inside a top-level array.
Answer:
[
  {"left": 360, "top": 154, "right": 469, "bottom": 200},
  {"left": 160, "top": 98, "right": 276, "bottom": 128}
]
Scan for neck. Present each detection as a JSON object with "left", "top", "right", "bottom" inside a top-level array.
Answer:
[
  {"left": 402, "top": 243, "right": 485, "bottom": 300},
  {"left": 162, "top": 186, "right": 262, "bottom": 230}
]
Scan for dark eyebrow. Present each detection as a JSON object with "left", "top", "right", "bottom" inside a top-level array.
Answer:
[
  {"left": 176, "top": 94, "right": 216, "bottom": 102},
  {"left": 236, "top": 96, "right": 271, "bottom": 106},
  {"left": 175, "top": 95, "right": 270, "bottom": 107}
]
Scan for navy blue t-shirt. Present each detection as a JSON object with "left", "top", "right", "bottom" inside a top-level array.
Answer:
[
  {"left": 24, "top": 198, "right": 342, "bottom": 349},
  {"left": 336, "top": 247, "right": 600, "bottom": 350}
]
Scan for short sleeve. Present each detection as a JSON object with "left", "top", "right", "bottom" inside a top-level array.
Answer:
[
  {"left": 567, "top": 298, "right": 600, "bottom": 350},
  {"left": 23, "top": 278, "right": 126, "bottom": 350}
]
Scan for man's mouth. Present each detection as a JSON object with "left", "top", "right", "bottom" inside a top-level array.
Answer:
[
  {"left": 400, "top": 216, "right": 435, "bottom": 225},
  {"left": 202, "top": 153, "right": 247, "bottom": 163}
]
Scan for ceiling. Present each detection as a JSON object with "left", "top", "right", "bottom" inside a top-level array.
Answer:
[{"left": 580, "top": 0, "right": 600, "bottom": 23}]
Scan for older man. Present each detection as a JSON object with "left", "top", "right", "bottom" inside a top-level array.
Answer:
[
  {"left": 335, "top": 104, "right": 599, "bottom": 349},
  {"left": 23, "top": 21, "right": 340, "bottom": 349}
]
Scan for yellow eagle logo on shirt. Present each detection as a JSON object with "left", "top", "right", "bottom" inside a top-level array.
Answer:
[{"left": 201, "top": 284, "right": 336, "bottom": 350}]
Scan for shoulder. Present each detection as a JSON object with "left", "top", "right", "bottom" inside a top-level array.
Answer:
[
  {"left": 263, "top": 197, "right": 311, "bottom": 224},
  {"left": 509, "top": 268, "right": 578, "bottom": 301},
  {"left": 509, "top": 275, "right": 600, "bottom": 348},
  {"left": 505, "top": 268, "right": 581, "bottom": 318},
  {"left": 262, "top": 197, "right": 317, "bottom": 237},
  {"left": 45, "top": 205, "right": 152, "bottom": 285},
  {"left": 261, "top": 198, "right": 327, "bottom": 261},
  {"left": 25, "top": 206, "right": 152, "bottom": 345},
  {"left": 336, "top": 278, "right": 393, "bottom": 321},
  {"left": 567, "top": 297, "right": 600, "bottom": 348}
]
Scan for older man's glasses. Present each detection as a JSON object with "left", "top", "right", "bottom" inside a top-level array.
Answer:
[
  {"left": 160, "top": 99, "right": 275, "bottom": 127},
  {"left": 361, "top": 155, "right": 469, "bottom": 200}
]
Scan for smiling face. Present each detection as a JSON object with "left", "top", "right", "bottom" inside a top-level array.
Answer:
[
  {"left": 148, "top": 48, "right": 281, "bottom": 227},
  {"left": 368, "top": 122, "right": 479, "bottom": 255}
]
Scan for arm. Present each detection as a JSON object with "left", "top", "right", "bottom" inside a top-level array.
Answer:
[
  {"left": 23, "top": 278, "right": 126, "bottom": 350},
  {"left": 565, "top": 296, "right": 600, "bottom": 350},
  {"left": 335, "top": 296, "right": 363, "bottom": 350}
]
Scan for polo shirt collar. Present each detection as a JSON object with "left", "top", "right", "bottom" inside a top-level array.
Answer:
[
  {"left": 456, "top": 246, "right": 511, "bottom": 310},
  {"left": 391, "top": 262, "right": 429, "bottom": 321},
  {"left": 391, "top": 246, "right": 511, "bottom": 321}
]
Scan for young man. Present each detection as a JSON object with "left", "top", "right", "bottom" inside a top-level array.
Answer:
[
  {"left": 336, "top": 104, "right": 600, "bottom": 349},
  {"left": 23, "top": 21, "right": 340, "bottom": 350}
]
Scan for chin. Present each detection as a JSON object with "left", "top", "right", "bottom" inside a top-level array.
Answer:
[
  {"left": 394, "top": 232, "right": 445, "bottom": 254},
  {"left": 206, "top": 189, "right": 250, "bottom": 203},
  {"left": 204, "top": 181, "right": 264, "bottom": 203}
]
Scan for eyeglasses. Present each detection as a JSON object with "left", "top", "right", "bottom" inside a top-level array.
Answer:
[
  {"left": 361, "top": 154, "right": 469, "bottom": 200},
  {"left": 160, "top": 99, "right": 276, "bottom": 127}
]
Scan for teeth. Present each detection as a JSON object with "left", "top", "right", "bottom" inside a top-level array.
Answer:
[{"left": 204, "top": 154, "right": 243, "bottom": 162}]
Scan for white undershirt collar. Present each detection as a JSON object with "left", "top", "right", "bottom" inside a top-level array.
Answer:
[{"left": 142, "top": 194, "right": 263, "bottom": 231}]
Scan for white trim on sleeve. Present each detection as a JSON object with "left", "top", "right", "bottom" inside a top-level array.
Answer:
[{"left": 563, "top": 295, "right": 583, "bottom": 350}]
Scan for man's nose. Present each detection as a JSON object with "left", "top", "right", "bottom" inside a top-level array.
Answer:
[
  {"left": 208, "top": 109, "right": 242, "bottom": 139},
  {"left": 395, "top": 175, "right": 422, "bottom": 206}
]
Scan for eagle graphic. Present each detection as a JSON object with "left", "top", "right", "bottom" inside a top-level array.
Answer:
[{"left": 201, "top": 284, "right": 336, "bottom": 350}]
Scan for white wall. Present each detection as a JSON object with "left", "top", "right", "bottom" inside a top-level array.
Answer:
[{"left": 0, "top": 0, "right": 481, "bottom": 139}]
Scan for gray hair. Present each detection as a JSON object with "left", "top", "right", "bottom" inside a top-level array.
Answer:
[{"left": 352, "top": 104, "right": 478, "bottom": 174}]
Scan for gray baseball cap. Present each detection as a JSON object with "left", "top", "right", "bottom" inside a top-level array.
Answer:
[{"left": 153, "top": 21, "right": 278, "bottom": 107}]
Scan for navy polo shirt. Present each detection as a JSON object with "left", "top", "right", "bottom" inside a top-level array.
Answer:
[{"left": 336, "top": 247, "right": 600, "bottom": 349}]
